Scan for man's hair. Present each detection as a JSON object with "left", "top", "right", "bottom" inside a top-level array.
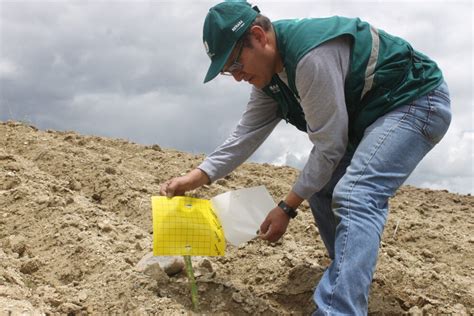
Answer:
[{"left": 240, "top": 14, "right": 272, "bottom": 47}]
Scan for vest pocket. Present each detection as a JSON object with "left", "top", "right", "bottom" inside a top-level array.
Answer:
[
  {"left": 373, "top": 32, "right": 414, "bottom": 99},
  {"left": 373, "top": 58, "right": 411, "bottom": 100}
]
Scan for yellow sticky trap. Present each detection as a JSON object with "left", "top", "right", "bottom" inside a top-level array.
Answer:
[{"left": 151, "top": 196, "right": 225, "bottom": 256}]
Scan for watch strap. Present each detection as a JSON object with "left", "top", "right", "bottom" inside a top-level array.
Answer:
[{"left": 278, "top": 200, "right": 298, "bottom": 218}]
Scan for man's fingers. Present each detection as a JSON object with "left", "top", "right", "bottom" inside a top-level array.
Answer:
[
  {"left": 167, "top": 181, "right": 178, "bottom": 197},
  {"left": 174, "top": 189, "right": 185, "bottom": 196},
  {"left": 261, "top": 224, "right": 276, "bottom": 241},
  {"left": 262, "top": 226, "right": 283, "bottom": 242},
  {"left": 259, "top": 209, "right": 289, "bottom": 242},
  {"left": 159, "top": 180, "right": 173, "bottom": 197},
  {"left": 261, "top": 220, "right": 282, "bottom": 241},
  {"left": 260, "top": 219, "right": 270, "bottom": 235},
  {"left": 261, "top": 225, "right": 271, "bottom": 240},
  {"left": 159, "top": 183, "right": 167, "bottom": 196}
]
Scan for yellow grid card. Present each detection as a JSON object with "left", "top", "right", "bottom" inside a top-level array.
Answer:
[{"left": 151, "top": 196, "right": 225, "bottom": 256}]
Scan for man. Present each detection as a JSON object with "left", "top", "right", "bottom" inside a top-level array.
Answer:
[{"left": 160, "top": 1, "right": 452, "bottom": 315}]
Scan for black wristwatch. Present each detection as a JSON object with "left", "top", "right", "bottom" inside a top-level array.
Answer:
[{"left": 278, "top": 200, "right": 298, "bottom": 219}]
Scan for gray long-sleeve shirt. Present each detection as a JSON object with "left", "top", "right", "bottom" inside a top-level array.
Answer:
[{"left": 198, "top": 36, "right": 351, "bottom": 200}]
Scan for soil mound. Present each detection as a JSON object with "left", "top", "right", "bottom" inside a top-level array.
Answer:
[{"left": 1, "top": 121, "right": 472, "bottom": 315}]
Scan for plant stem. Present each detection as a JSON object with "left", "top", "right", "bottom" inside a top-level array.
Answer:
[{"left": 184, "top": 255, "right": 199, "bottom": 312}]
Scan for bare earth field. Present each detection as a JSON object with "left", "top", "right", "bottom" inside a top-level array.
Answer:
[{"left": 1, "top": 121, "right": 473, "bottom": 315}]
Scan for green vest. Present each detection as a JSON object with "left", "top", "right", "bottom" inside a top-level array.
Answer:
[{"left": 262, "top": 17, "right": 443, "bottom": 147}]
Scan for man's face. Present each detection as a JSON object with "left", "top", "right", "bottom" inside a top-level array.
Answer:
[{"left": 221, "top": 32, "right": 275, "bottom": 89}]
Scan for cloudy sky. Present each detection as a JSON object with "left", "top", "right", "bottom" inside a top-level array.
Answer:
[{"left": 1, "top": 0, "right": 472, "bottom": 195}]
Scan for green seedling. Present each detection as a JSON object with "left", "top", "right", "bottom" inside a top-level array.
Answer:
[{"left": 184, "top": 255, "right": 199, "bottom": 312}]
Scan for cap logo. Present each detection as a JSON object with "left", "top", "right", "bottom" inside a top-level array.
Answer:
[
  {"left": 232, "top": 20, "right": 245, "bottom": 32},
  {"left": 203, "top": 40, "right": 214, "bottom": 59}
]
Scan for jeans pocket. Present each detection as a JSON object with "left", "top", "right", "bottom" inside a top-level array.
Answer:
[
  {"left": 432, "top": 81, "right": 451, "bottom": 103},
  {"left": 422, "top": 89, "right": 452, "bottom": 144}
]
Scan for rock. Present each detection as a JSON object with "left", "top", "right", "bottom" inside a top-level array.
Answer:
[
  {"left": 35, "top": 195, "right": 50, "bottom": 205},
  {"left": 92, "top": 193, "right": 102, "bottom": 202},
  {"left": 421, "top": 249, "right": 434, "bottom": 258},
  {"left": 284, "top": 238, "right": 298, "bottom": 253},
  {"left": 386, "top": 249, "right": 396, "bottom": 257},
  {"left": 422, "top": 304, "right": 434, "bottom": 313},
  {"left": 216, "top": 179, "right": 227, "bottom": 185},
  {"left": 47, "top": 297, "right": 63, "bottom": 307},
  {"left": 104, "top": 167, "right": 116, "bottom": 175},
  {"left": 78, "top": 291, "right": 88, "bottom": 302},
  {"left": 151, "top": 144, "right": 162, "bottom": 151},
  {"left": 199, "top": 258, "right": 213, "bottom": 272},
  {"left": 5, "top": 162, "right": 21, "bottom": 171},
  {"left": 136, "top": 252, "right": 184, "bottom": 277},
  {"left": 143, "top": 263, "right": 169, "bottom": 284},
  {"left": 3, "top": 178, "right": 20, "bottom": 190},
  {"left": 98, "top": 221, "right": 114, "bottom": 232},
  {"left": 68, "top": 179, "right": 82, "bottom": 191},
  {"left": 59, "top": 302, "right": 83, "bottom": 314},
  {"left": 7, "top": 235, "right": 27, "bottom": 257},
  {"left": 3, "top": 269, "right": 25, "bottom": 286},
  {"left": 232, "top": 292, "right": 243, "bottom": 303},
  {"left": 135, "top": 242, "right": 144, "bottom": 251},
  {"left": 0, "top": 297, "right": 41, "bottom": 315},
  {"left": 48, "top": 196, "right": 65, "bottom": 207},
  {"left": 135, "top": 232, "right": 145, "bottom": 239},
  {"left": 432, "top": 263, "right": 446, "bottom": 274},
  {"left": 452, "top": 303, "right": 467, "bottom": 314},
  {"left": 430, "top": 271, "right": 440, "bottom": 280},
  {"left": 0, "top": 154, "right": 15, "bottom": 161},
  {"left": 77, "top": 231, "right": 88, "bottom": 241},
  {"left": 408, "top": 305, "right": 422, "bottom": 315},
  {"left": 115, "top": 243, "right": 127, "bottom": 253},
  {"left": 20, "top": 258, "right": 41, "bottom": 274}
]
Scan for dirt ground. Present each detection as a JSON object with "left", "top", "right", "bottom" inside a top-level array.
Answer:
[{"left": 1, "top": 121, "right": 473, "bottom": 315}]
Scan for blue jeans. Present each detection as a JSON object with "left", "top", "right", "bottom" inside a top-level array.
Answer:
[{"left": 310, "top": 81, "right": 451, "bottom": 315}]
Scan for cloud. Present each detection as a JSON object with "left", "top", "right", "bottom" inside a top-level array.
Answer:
[
  {"left": 0, "top": 59, "right": 21, "bottom": 79},
  {"left": 0, "top": 1, "right": 472, "bottom": 194}
]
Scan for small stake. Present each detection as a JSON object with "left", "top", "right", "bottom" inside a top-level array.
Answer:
[
  {"left": 184, "top": 255, "right": 199, "bottom": 312},
  {"left": 393, "top": 219, "right": 400, "bottom": 239}
]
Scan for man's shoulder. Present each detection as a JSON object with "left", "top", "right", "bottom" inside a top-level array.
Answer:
[{"left": 273, "top": 16, "right": 355, "bottom": 28}]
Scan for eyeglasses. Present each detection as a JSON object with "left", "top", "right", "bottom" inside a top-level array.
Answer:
[{"left": 221, "top": 41, "right": 244, "bottom": 76}]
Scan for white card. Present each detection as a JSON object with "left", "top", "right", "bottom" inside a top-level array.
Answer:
[{"left": 211, "top": 186, "right": 275, "bottom": 246}]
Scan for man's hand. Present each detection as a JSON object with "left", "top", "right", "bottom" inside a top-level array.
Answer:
[
  {"left": 259, "top": 206, "right": 290, "bottom": 242},
  {"left": 159, "top": 176, "right": 188, "bottom": 197},
  {"left": 159, "top": 169, "right": 210, "bottom": 197},
  {"left": 259, "top": 191, "right": 303, "bottom": 242}
]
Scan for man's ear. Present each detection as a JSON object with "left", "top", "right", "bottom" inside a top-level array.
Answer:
[{"left": 250, "top": 25, "right": 267, "bottom": 47}]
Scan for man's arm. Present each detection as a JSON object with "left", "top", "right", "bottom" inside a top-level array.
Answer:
[
  {"left": 161, "top": 87, "right": 281, "bottom": 196},
  {"left": 292, "top": 36, "right": 351, "bottom": 200},
  {"left": 197, "top": 87, "right": 281, "bottom": 182},
  {"left": 260, "top": 36, "right": 351, "bottom": 241}
]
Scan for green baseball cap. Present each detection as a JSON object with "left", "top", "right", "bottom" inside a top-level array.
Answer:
[{"left": 202, "top": 1, "right": 260, "bottom": 83}]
